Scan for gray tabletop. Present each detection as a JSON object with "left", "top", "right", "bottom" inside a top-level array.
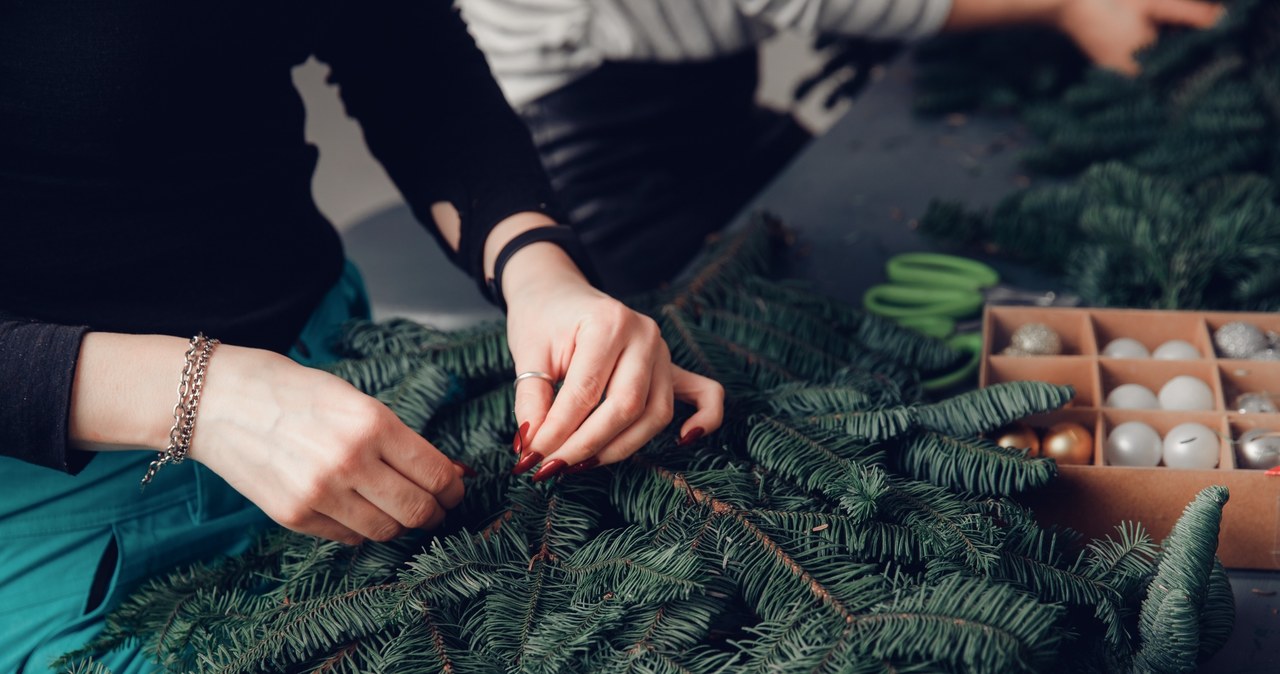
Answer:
[{"left": 340, "top": 59, "right": 1279, "bottom": 674}]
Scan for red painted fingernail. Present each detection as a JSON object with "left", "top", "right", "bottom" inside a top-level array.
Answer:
[
  {"left": 513, "top": 421, "right": 528, "bottom": 455},
  {"left": 677, "top": 427, "right": 706, "bottom": 447},
  {"left": 512, "top": 450, "right": 544, "bottom": 475},
  {"left": 1267, "top": 466, "right": 1280, "bottom": 476},
  {"left": 564, "top": 457, "right": 599, "bottom": 475},
  {"left": 531, "top": 459, "right": 567, "bottom": 482},
  {"left": 450, "top": 459, "right": 477, "bottom": 478}
]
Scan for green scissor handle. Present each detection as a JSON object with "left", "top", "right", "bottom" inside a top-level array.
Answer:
[
  {"left": 886, "top": 252, "right": 1000, "bottom": 290},
  {"left": 863, "top": 284, "right": 983, "bottom": 319},
  {"left": 893, "top": 314, "right": 956, "bottom": 339},
  {"left": 922, "top": 332, "right": 984, "bottom": 392}
]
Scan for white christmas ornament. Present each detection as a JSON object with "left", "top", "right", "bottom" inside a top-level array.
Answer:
[
  {"left": 1101, "top": 338, "right": 1150, "bottom": 359},
  {"left": 1152, "top": 340, "right": 1200, "bottom": 360},
  {"left": 1162, "top": 422, "right": 1221, "bottom": 469},
  {"left": 1105, "top": 422, "right": 1162, "bottom": 467},
  {"left": 1105, "top": 384, "right": 1160, "bottom": 410},
  {"left": 1158, "top": 376, "right": 1215, "bottom": 411}
]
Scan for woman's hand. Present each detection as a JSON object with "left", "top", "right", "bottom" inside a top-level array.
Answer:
[
  {"left": 1055, "top": 0, "right": 1223, "bottom": 75},
  {"left": 488, "top": 217, "right": 724, "bottom": 481},
  {"left": 71, "top": 333, "right": 466, "bottom": 545},
  {"left": 944, "top": 0, "right": 1223, "bottom": 76},
  {"left": 190, "top": 346, "right": 466, "bottom": 544}
]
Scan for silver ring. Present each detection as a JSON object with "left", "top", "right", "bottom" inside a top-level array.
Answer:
[{"left": 513, "top": 371, "right": 556, "bottom": 387}]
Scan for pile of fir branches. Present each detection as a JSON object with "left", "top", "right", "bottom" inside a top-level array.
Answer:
[
  {"left": 61, "top": 219, "right": 1232, "bottom": 674},
  {"left": 914, "top": 0, "right": 1280, "bottom": 311}
]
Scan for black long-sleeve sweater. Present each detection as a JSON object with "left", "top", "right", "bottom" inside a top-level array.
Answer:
[{"left": 0, "top": 0, "right": 558, "bottom": 473}]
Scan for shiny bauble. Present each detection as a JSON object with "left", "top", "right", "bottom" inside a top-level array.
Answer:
[
  {"left": 1238, "top": 428, "right": 1280, "bottom": 470},
  {"left": 1010, "top": 323, "right": 1063, "bottom": 356},
  {"left": 1162, "top": 422, "right": 1221, "bottom": 469},
  {"left": 1215, "top": 321, "right": 1267, "bottom": 359},
  {"left": 992, "top": 423, "right": 1041, "bottom": 455},
  {"left": 1042, "top": 422, "right": 1094, "bottom": 466},
  {"left": 1000, "top": 346, "right": 1030, "bottom": 357},
  {"left": 1158, "top": 376, "right": 1215, "bottom": 411},
  {"left": 1152, "top": 339, "right": 1200, "bottom": 361},
  {"left": 1252, "top": 349, "right": 1280, "bottom": 361},
  {"left": 1105, "top": 421, "right": 1162, "bottom": 467},
  {"left": 1235, "top": 392, "right": 1278, "bottom": 414},
  {"left": 1102, "top": 338, "right": 1150, "bottom": 359},
  {"left": 1105, "top": 383, "right": 1160, "bottom": 410}
]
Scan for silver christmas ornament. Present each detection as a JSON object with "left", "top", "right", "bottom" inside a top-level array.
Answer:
[
  {"left": 1214, "top": 321, "right": 1267, "bottom": 359},
  {"left": 1235, "top": 392, "right": 1278, "bottom": 414},
  {"left": 1251, "top": 349, "right": 1280, "bottom": 361},
  {"left": 1238, "top": 429, "right": 1280, "bottom": 470},
  {"left": 1010, "top": 323, "right": 1062, "bottom": 356},
  {"left": 1000, "top": 346, "right": 1030, "bottom": 357}
]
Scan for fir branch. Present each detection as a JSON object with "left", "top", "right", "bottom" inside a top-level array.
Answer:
[
  {"left": 898, "top": 430, "right": 1057, "bottom": 497},
  {"left": 914, "top": 382, "right": 1074, "bottom": 437},
  {"left": 1134, "top": 486, "right": 1230, "bottom": 673}
]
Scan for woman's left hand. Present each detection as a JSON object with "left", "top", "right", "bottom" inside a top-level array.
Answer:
[
  {"left": 1054, "top": 0, "right": 1224, "bottom": 75},
  {"left": 498, "top": 236, "right": 724, "bottom": 482}
]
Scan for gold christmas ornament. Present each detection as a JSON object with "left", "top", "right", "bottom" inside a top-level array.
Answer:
[
  {"left": 993, "top": 423, "right": 1041, "bottom": 455},
  {"left": 1042, "top": 422, "right": 1093, "bottom": 466}
]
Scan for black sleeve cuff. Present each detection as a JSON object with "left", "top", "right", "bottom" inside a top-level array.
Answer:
[{"left": 0, "top": 317, "right": 93, "bottom": 474}]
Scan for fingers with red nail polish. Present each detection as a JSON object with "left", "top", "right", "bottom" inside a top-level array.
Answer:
[
  {"left": 677, "top": 427, "right": 705, "bottom": 447},
  {"left": 450, "top": 459, "right": 477, "bottom": 478},
  {"left": 513, "top": 450, "right": 544, "bottom": 475},
  {"left": 564, "top": 457, "right": 599, "bottom": 475},
  {"left": 513, "top": 421, "right": 529, "bottom": 455},
  {"left": 532, "top": 459, "right": 567, "bottom": 482}
]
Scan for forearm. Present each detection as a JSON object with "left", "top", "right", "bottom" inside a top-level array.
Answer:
[
  {"left": 943, "top": 0, "right": 1066, "bottom": 30},
  {"left": 68, "top": 332, "right": 192, "bottom": 452}
]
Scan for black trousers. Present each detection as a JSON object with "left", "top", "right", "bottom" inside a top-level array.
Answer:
[{"left": 517, "top": 50, "right": 812, "bottom": 296}]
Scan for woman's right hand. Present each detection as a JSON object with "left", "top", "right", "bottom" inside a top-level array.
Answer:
[{"left": 188, "top": 345, "right": 465, "bottom": 545}]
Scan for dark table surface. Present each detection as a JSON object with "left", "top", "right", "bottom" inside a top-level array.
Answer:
[{"left": 341, "top": 59, "right": 1280, "bottom": 674}]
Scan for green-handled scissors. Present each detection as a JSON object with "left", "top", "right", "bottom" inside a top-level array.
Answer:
[
  {"left": 863, "top": 253, "right": 998, "bottom": 391},
  {"left": 864, "top": 252, "right": 1079, "bottom": 390}
]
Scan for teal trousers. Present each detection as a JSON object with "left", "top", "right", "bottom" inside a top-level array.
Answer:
[{"left": 0, "top": 263, "right": 369, "bottom": 674}]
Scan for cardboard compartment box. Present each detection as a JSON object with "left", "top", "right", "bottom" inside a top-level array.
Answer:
[{"left": 981, "top": 306, "right": 1280, "bottom": 570}]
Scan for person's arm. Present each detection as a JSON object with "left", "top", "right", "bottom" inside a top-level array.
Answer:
[
  {"left": 0, "top": 310, "right": 91, "bottom": 472},
  {"left": 735, "top": 0, "right": 1221, "bottom": 74},
  {"left": 315, "top": 2, "right": 724, "bottom": 479},
  {"left": 64, "top": 331, "right": 466, "bottom": 545},
  {"left": 314, "top": 1, "right": 559, "bottom": 290}
]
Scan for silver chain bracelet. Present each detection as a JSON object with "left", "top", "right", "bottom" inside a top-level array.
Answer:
[{"left": 140, "top": 333, "right": 219, "bottom": 489}]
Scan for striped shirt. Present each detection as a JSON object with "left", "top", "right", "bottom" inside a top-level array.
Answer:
[{"left": 457, "top": 0, "right": 954, "bottom": 106}]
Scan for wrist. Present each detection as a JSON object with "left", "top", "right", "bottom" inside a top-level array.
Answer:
[
  {"left": 501, "top": 242, "right": 594, "bottom": 306},
  {"left": 70, "top": 332, "right": 193, "bottom": 451}
]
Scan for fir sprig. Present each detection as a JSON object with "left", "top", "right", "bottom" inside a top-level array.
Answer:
[{"left": 64, "top": 220, "right": 1231, "bottom": 673}]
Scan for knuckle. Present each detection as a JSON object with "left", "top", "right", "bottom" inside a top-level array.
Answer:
[
  {"left": 638, "top": 315, "right": 662, "bottom": 340},
  {"left": 276, "top": 505, "right": 312, "bottom": 530},
  {"left": 652, "top": 396, "right": 675, "bottom": 425},
  {"left": 420, "top": 462, "right": 454, "bottom": 495},
  {"left": 402, "top": 498, "right": 439, "bottom": 529},
  {"left": 369, "top": 520, "right": 405, "bottom": 543},
  {"left": 568, "top": 380, "right": 605, "bottom": 410},
  {"left": 298, "top": 476, "right": 331, "bottom": 508},
  {"left": 611, "top": 395, "right": 646, "bottom": 423}
]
